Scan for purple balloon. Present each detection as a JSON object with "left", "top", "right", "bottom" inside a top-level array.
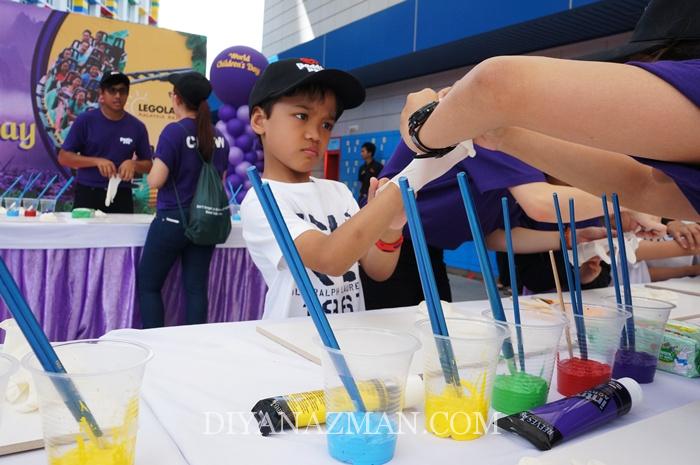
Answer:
[
  {"left": 244, "top": 151, "right": 257, "bottom": 164},
  {"left": 228, "top": 146, "right": 244, "bottom": 165},
  {"left": 215, "top": 120, "right": 233, "bottom": 146},
  {"left": 235, "top": 189, "right": 247, "bottom": 204},
  {"left": 218, "top": 104, "right": 237, "bottom": 122},
  {"left": 243, "top": 180, "right": 252, "bottom": 190},
  {"left": 234, "top": 134, "right": 253, "bottom": 153},
  {"left": 254, "top": 161, "right": 264, "bottom": 172},
  {"left": 256, "top": 149, "right": 264, "bottom": 161},
  {"left": 209, "top": 46, "right": 269, "bottom": 107},
  {"left": 236, "top": 105, "right": 250, "bottom": 122},
  {"left": 244, "top": 123, "right": 255, "bottom": 136},
  {"left": 226, "top": 118, "right": 245, "bottom": 138},
  {"left": 234, "top": 161, "right": 252, "bottom": 177},
  {"left": 227, "top": 173, "right": 244, "bottom": 188}
]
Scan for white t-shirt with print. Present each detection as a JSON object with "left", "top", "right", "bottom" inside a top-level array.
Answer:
[{"left": 241, "top": 177, "right": 366, "bottom": 319}]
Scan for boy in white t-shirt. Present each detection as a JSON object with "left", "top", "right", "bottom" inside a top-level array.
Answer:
[{"left": 241, "top": 58, "right": 472, "bottom": 319}]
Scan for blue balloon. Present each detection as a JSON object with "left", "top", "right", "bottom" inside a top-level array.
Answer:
[
  {"left": 228, "top": 146, "right": 244, "bottom": 165},
  {"left": 226, "top": 118, "right": 245, "bottom": 138},
  {"left": 218, "top": 104, "right": 237, "bottom": 122},
  {"left": 235, "top": 134, "right": 253, "bottom": 153}
]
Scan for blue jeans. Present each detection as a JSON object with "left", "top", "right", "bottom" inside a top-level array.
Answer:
[{"left": 137, "top": 209, "right": 215, "bottom": 328}]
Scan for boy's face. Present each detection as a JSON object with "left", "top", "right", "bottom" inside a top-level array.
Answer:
[{"left": 252, "top": 92, "right": 337, "bottom": 182}]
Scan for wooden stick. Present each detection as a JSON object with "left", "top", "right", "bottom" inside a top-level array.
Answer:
[{"left": 549, "top": 250, "right": 574, "bottom": 359}]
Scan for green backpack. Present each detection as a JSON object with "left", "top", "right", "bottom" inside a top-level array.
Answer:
[{"left": 172, "top": 141, "right": 231, "bottom": 246}]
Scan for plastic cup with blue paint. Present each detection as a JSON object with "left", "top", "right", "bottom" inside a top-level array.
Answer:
[
  {"left": 4, "top": 197, "right": 20, "bottom": 216},
  {"left": 318, "top": 328, "right": 419, "bottom": 465},
  {"left": 229, "top": 203, "right": 241, "bottom": 222}
]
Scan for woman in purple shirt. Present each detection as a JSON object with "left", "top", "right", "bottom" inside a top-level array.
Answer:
[
  {"left": 399, "top": 0, "right": 700, "bottom": 221},
  {"left": 137, "top": 72, "right": 229, "bottom": 328}
]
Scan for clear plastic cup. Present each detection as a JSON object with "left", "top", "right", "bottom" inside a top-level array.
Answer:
[
  {"left": 603, "top": 295, "right": 675, "bottom": 383},
  {"left": 22, "top": 198, "right": 39, "bottom": 217},
  {"left": 416, "top": 317, "right": 506, "bottom": 441},
  {"left": 22, "top": 339, "right": 153, "bottom": 465},
  {"left": 4, "top": 197, "right": 20, "bottom": 216},
  {"left": 0, "top": 353, "right": 19, "bottom": 426},
  {"left": 318, "top": 328, "right": 420, "bottom": 465},
  {"left": 40, "top": 199, "right": 58, "bottom": 213},
  {"left": 481, "top": 308, "right": 567, "bottom": 414},
  {"left": 553, "top": 302, "right": 631, "bottom": 396},
  {"left": 229, "top": 204, "right": 241, "bottom": 221}
]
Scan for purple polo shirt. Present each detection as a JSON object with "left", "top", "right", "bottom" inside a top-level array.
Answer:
[
  {"left": 154, "top": 118, "right": 229, "bottom": 210},
  {"left": 380, "top": 142, "right": 545, "bottom": 249},
  {"left": 62, "top": 109, "right": 151, "bottom": 189}
]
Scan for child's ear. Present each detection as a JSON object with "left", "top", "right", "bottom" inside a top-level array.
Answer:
[{"left": 250, "top": 106, "right": 267, "bottom": 136}]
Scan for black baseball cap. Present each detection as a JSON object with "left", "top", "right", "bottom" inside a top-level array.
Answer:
[
  {"left": 579, "top": 0, "right": 700, "bottom": 62},
  {"left": 168, "top": 72, "right": 212, "bottom": 106},
  {"left": 100, "top": 71, "right": 130, "bottom": 89},
  {"left": 248, "top": 58, "right": 365, "bottom": 116}
]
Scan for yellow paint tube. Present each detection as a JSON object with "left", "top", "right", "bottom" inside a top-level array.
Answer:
[{"left": 252, "top": 375, "right": 423, "bottom": 435}]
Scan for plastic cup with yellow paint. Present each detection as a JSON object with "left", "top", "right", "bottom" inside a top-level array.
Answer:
[
  {"left": 416, "top": 317, "right": 506, "bottom": 441},
  {"left": 22, "top": 339, "right": 153, "bottom": 465}
]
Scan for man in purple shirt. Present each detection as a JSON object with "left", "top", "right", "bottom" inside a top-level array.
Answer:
[{"left": 59, "top": 72, "right": 152, "bottom": 213}]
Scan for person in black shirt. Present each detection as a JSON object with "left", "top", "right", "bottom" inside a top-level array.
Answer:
[{"left": 357, "top": 142, "right": 383, "bottom": 202}]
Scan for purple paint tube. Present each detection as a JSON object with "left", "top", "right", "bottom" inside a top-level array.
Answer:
[{"left": 497, "top": 377, "right": 642, "bottom": 450}]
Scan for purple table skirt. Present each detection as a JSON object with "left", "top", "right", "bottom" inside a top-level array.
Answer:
[{"left": 0, "top": 247, "right": 267, "bottom": 341}]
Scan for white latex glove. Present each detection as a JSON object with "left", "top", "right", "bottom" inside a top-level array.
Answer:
[
  {"left": 0, "top": 318, "right": 39, "bottom": 412},
  {"left": 568, "top": 232, "right": 640, "bottom": 266},
  {"left": 388, "top": 140, "right": 476, "bottom": 192},
  {"left": 105, "top": 175, "right": 121, "bottom": 207}
]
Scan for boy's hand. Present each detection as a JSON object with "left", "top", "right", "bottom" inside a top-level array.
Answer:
[
  {"left": 615, "top": 210, "right": 666, "bottom": 239},
  {"left": 400, "top": 88, "right": 439, "bottom": 153},
  {"left": 369, "top": 177, "right": 406, "bottom": 230}
]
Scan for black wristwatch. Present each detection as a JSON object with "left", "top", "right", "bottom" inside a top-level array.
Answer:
[{"left": 408, "top": 101, "right": 457, "bottom": 158}]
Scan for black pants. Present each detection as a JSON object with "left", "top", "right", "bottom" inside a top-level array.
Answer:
[
  {"left": 137, "top": 209, "right": 215, "bottom": 328},
  {"left": 360, "top": 238, "right": 452, "bottom": 310},
  {"left": 73, "top": 183, "right": 134, "bottom": 213}
]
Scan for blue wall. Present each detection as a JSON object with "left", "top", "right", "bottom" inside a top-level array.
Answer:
[
  {"left": 278, "top": 0, "right": 649, "bottom": 87},
  {"left": 339, "top": 130, "right": 402, "bottom": 199}
]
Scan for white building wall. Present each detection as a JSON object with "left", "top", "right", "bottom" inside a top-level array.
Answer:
[{"left": 263, "top": 0, "right": 404, "bottom": 56}]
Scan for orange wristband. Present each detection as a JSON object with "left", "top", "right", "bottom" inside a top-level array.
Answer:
[{"left": 375, "top": 236, "right": 404, "bottom": 252}]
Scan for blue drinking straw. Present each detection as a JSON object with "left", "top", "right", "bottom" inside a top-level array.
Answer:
[
  {"left": 552, "top": 193, "right": 588, "bottom": 359},
  {"left": 502, "top": 197, "right": 525, "bottom": 372},
  {"left": 54, "top": 176, "right": 75, "bottom": 202},
  {"left": 398, "top": 178, "right": 460, "bottom": 386},
  {"left": 246, "top": 167, "right": 366, "bottom": 412},
  {"left": 0, "top": 257, "right": 104, "bottom": 440},
  {"left": 456, "top": 173, "right": 517, "bottom": 373},
  {"left": 37, "top": 175, "right": 58, "bottom": 200},
  {"left": 612, "top": 193, "right": 635, "bottom": 350},
  {"left": 17, "top": 173, "right": 40, "bottom": 202},
  {"left": 0, "top": 175, "right": 23, "bottom": 201},
  {"left": 228, "top": 181, "right": 242, "bottom": 205}
]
